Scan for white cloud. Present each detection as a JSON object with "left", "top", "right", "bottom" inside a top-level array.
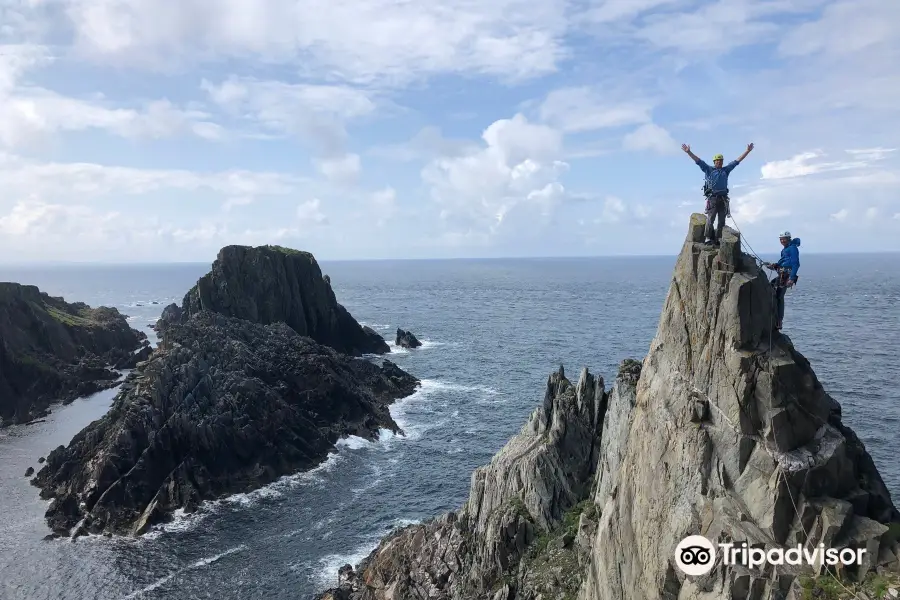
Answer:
[
  {"left": 371, "top": 187, "right": 397, "bottom": 226},
  {"left": 539, "top": 87, "right": 651, "bottom": 133},
  {"left": 622, "top": 123, "right": 676, "bottom": 154},
  {"left": 0, "top": 154, "right": 305, "bottom": 198},
  {"left": 0, "top": 89, "right": 222, "bottom": 148},
  {"left": 630, "top": 0, "right": 822, "bottom": 54},
  {"left": 846, "top": 148, "right": 897, "bottom": 161},
  {"left": 729, "top": 188, "right": 791, "bottom": 225},
  {"left": 0, "top": 199, "right": 117, "bottom": 239},
  {"left": 61, "top": 0, "right": 568, "bottom": 84},
  {"left": 370, "top": 127, "right": 476, "bottom": 162},
  {"left": 314, "top": 153, "right": 361, "bottom": 184},
  {"left": 760, "top": 151, "right": 872, "bottom": 180},
  {"left": 777, "top": 0, "right": 897, "bottom": 59},
  {"left": 581, "top": 0, "right": 681, "bottom": 24},
  {"left": 865, "top": 207, "right": 879, "bottom": 220},
  {"left": 596, "top": 196, "right": 626, "bottom": 223},
  {"left": 297, "top": 198, "right": 328, "bottom": 226},
  {"left": 830, "top": 208, "right": 849, "bottom": 221},
  {"left": 422, "top": 114, "right": 568, "bottom": 233},
  {"left": 201, "top": 77, "right": 376, "bottom": 152},
  {"left": 223, "top": 196, "right": 254, "bottom": 211}
]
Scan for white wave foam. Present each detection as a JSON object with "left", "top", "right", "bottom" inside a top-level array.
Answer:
[
  {"left": 336, "top": 435, "right": 373, "bottom": 451},
  {"left": 359, "top": 322, "right": 391, "bottom": 330},
  {"left": 385, "top": 342, "right": 410, "bottom": 355},
  {"left": 121, "top": 545, "right": 247, "bottom": 598},
  {"left": 312, "top": 517, "right": 422, "bottom": 589},
  {"left": 189, "top": 544, "right": 247, "bottom": 568},
  {"left": 143, "top": 451, "right": 345, "bottom": 538},
  {"left": 379, "top": 379, "right": 495, "bottom": 443},
  {"left": 386, "top": 339, "right": 446, "bottom": 353},
  {"left": 417, "top": 379, "right": 500, "bottom": 396}
]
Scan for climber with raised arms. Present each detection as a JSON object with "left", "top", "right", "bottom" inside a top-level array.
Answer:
[{"left": 681, "top": 142, "right": 754, "bottom": 246}]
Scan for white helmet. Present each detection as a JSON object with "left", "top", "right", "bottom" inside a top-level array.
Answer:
[{"left": 778, "top": 231, "right": 791, "bottom": 238}]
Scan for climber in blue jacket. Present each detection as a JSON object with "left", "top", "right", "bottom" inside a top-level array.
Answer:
[{"left": 766, "top": 231, "right": 801, "bottom": 330}]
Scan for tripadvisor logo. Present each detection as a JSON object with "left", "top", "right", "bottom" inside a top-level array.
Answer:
[
  {"left": 674, "top": 535, "right": 867, "bottom": 576},
  {"left": 675, "top": 535, "right": 717, "bottom": 576}
]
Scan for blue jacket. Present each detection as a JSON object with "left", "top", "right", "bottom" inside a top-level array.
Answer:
[
  {"left": 776, "top": 238, "right": 801, "bottom": 281},
  {"left": 696, "top": 159, "right": 739, "bottom": 194}
]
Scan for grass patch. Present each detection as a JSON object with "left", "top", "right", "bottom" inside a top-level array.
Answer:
[
  {"left": 799, "top": 571, "right": 900, "bottom": 600},
  {"left": 266, "top": 245, "right": 310, "bottom": 257},
  {"left": 799, "top": 575, "right": 845, "bottom": 600},
  {"left": 44, "top": 305, "right": 94, "bottom": 327},
  {"left": 562, "top": 499, "right": 596, "bottom": 535}
]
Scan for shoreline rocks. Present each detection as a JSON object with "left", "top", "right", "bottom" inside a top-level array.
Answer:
[{"left": 0, "top": 283, "right": 146, "bottom": 427}]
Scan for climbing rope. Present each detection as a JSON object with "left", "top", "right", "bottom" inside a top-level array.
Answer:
[{"left": 727, "top": 214, "right": 769, "bottom": 269}]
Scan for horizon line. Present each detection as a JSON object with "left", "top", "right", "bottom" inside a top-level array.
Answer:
[{"left": 1, "top": 249, "right": 898, "bottom": 267}]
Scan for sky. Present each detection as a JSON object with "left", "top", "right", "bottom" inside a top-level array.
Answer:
[{"left": 1, "top": 0, "right": 898, "bottom": 262}]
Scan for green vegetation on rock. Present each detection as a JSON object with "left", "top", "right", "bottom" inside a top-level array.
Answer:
[
  {"left": 799, "top": 571, "right": 900, "bottom": 599},
  {"left": 265, "top": 245, "right": 312, "bottom": 258}
]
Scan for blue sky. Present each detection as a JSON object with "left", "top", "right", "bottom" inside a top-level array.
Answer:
[{"left": 1, "top": 0, "right": 898, "bottom": 262}]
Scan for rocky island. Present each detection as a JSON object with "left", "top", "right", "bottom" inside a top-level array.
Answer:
[
  {"left": 32, "top": 244, "right": 418, "bottom": 537},
  {"left": 396, "top": 328, "right": 423, "bottom": 349},
  {"left": 0, "top": 283, "right": 148, "bottom": 426},
  {"left": 318, "top": 215, "right": 900, "bottom": 600}
]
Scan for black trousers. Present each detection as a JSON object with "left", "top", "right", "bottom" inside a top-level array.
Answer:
[
  {"left": 705, "top": 196, "right": 727, "bottom": 242},
  {"left": 771, "top": 276, "right": 786, "bottom": 325}
]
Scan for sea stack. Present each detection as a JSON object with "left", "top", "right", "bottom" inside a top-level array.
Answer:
[
  {"left": 0, "top": 283, "right": 147, "bottom": 426},
  {"left": 158, "top": 244, "right": 390, "bottom": 355},
  {"left": 395, "top": 328, "right": 423, "bottom": 349},
  {"left": 32, "top": 244, "right": 418, "bottom": 537},
  {"left": 317, "top": 215, "right": 900, "bottom": 600}
]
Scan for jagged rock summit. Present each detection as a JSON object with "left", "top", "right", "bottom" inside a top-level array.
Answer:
[
  {"left": 318, "top": 215, "right": 899, "bottom": 600},
  {"left": 32, "top": 244, "right": 419, "bottom": 537},
  {"left": 0, "top": 282, "right": 147, "bottom": 426},
  {"left": 395, "top": 328, "right": 422, "bottom": 349},
  {"left": 158, "top": 244, "right": 389, "bottom": 355}
]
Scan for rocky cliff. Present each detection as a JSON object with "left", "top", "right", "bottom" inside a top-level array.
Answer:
[
  {"left": 32, "top": 245, "right": 418, "bottom": 537},
  {"left": 318, "top": 215, "right": 900, "bottom": 600},
  {"left": 159, "top": 245, "right": 389, "bottom": 355},
  {"left": 0, "top": 283, "right": 147, "bottom": 426}
]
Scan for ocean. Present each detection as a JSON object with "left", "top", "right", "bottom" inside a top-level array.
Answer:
[{"left": 0, "top": 254, "right": 898, "bottom": 600}]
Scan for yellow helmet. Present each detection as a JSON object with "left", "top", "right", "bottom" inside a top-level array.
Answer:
[{"left": 713, "top": 154, "right": 724, "bottom": 161}]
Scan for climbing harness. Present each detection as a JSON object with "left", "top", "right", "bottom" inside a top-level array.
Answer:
[{"left": 702, "top": 183, "right": 731, "bottom": 217}]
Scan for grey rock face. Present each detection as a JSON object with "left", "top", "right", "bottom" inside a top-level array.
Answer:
[
  {"left": 578, "top": 215, "right": 900, "bottom": 600},
  {"left": 175, "top": 245, "right": 390, "bottom": 355}
]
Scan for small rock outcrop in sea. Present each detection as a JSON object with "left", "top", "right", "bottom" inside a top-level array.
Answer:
[
  {"left": 32, "top": 245, "right": 419, "bottom": 538},
  {"left": 317, "top": 215, "right": 900, "bottom": 600},
  {"left": 395, "top": 328, "right": 422, "bottom": 349},
  {"left": 157, "top": 245, "right": 390, "bottom": 355},
  {"left": 0, "top": 283, "right": 146, "bottom": 426}
]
